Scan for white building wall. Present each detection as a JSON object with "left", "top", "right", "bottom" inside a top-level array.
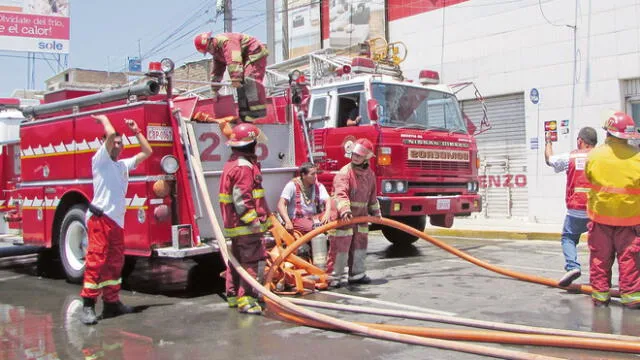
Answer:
[{"left": 389, "top": 0, "right": 640, "bottom": 223}]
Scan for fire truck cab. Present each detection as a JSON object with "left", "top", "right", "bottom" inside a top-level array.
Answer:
[{"left": 267, "top": 44, "right": 484, "bottom": 245}]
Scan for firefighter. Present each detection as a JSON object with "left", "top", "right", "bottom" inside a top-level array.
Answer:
[
  {"left": 81, "top": 115, "right": 152, "bottom": 325},
  {"left": 194, "top": 32, "right": 269, "bottom": 123},
  {"left": 584, "top": 111, "right": 640, "bottom": 308},
  {"left": 544, "top": 126, "right": 598, "bottom": 286},
  {"left": 277, "top": 162, "right": 331, "bottom": 264},
  {"left": 219, "top": 123, "right": 270, "bottom": 314},
  {"left": 326, "top": 138, "right": 381, "bottom": 287}
]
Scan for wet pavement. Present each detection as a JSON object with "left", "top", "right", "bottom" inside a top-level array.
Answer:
[{"left": 1, "top": 233, "right": 640, "bottom": 359}]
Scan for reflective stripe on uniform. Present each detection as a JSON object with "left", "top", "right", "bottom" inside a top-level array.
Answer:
[
  {"left": 247, "top": 48, "right": 268, "bottom": 64},
  {"left": 241, "top": 34, "right": 252, "bottom": 46},
  {"left": 591, "top": 185, "right": 640, "bottom": 195},
  {"left": 574, "top": 187, "right": 590, "bottom": 193},
  {"left": 228, "top": 63, "right": 243, "bottom": 73},
  {"left": 249, "top": 104, "right": 267, "bottom": 111},
  {"left": 621, "top": 292, "right": 640, "bottom": 304},
  {"left": 336, "top": 200, "right": 350, "bottom": 210},
  {"left": 592, "top": 291, "right": 610, "bottom": 302},
  {"left": 240, "top": 209, "right": 258, "bottom": 224},
  {"left": 224, "top": 220, "right": 271, "bottom": 238},
  {"left": 351, "top": 201, "right": 367, "bottom": 208},
  {"left": 252, "top": 189, "right": 265, "bottom": 199},
  {"left": 328, "top": 228, "right": 353, "bottom": 237},
  {"left": 83, "top": 278, "right": 122, "bottom": 290},
  {"left": 215, "top": 35, "right": 228, "bottom": 49},
  {"left": 357, "top": 224, "right": 369, "bottom": 234},
  {"left": 369, "top": 202, "right": 380, "bottom": 211},
  {"left": 219, "top": 193, "right": 232, "bottom": 203}
]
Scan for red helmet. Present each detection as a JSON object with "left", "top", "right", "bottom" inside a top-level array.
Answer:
[
  {"left": 227, "top": 123, "right": 261, "bottom": 147},
  {"left": 194, "top": 32, "right": 212, "bottom": 54},
  {"left": 351, "top": 138, "right": 375, "bottom": 159},
  {"left": 603, "top": 111, "right": 640, "bottom": 139}
]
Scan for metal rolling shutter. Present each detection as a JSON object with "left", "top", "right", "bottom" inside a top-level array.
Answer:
[{"left": 461, "top": 94, "right": 528, "bottom": 219}]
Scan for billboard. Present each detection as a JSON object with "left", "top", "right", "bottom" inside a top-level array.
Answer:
[
  {"left": 0, "top": 0, "right": 70, "bottom": 53},
  {"left": 273, "top": 0, "right": 321, "bottom": 63},
  {"left": 325, "top": 0, "right": 385, "bottom": 51}
]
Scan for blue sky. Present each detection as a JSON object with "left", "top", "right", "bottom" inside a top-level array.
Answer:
[{"left": 0, "top": 0, "right": 267, "bottom": 97}]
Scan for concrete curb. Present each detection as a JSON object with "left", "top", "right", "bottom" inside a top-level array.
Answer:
[{"left": 424, "top": 228, "right": 588, "bottom": 241}]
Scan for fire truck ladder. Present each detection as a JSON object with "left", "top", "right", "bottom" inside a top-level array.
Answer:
[{"left": 265, "top": 48, "right": 404, "bottom": 91}]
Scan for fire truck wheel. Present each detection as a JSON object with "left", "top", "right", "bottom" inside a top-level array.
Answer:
[
  {"left": 59, "top": 205, "right": 89, "bottom": 284},
  {"left": 381, "top": 216, "right": 426, "bottom": 246}
]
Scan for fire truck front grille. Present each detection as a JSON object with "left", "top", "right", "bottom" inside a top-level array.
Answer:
[{"left": 406, "top": 160, "right": 471, "bottom": 171}]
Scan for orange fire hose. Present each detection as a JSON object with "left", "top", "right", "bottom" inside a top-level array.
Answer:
[
  {"left": 265, "top": 216, "right": 640, "bottom": 355},
  {"left": 186, "top": 148, "right": 564, "bottom": 360},
  {"left": 288, "top": 297, "right": 640, "bottom": 343},
  {"left": 265, "top": 216, "right": 596, "bottom": 295}
]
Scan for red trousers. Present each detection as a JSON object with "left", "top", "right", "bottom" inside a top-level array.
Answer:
[
  {"left": 225, "top": 234, "right": 266, "bottom": 299},
  {"left": 326, "top": 224, "right": 369, "bottom": 281},
  {"left": 80, "top": 215, "right": 124, "bottom": 302},
  {"left": 588, "top": 222, "right": 640, "bottom": 305}
]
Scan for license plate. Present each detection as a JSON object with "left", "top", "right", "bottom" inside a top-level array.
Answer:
[
  {"left": 436, "top": 198, "right": 451, "bottom": 210},
  {"left": 147, "top": 126, "right": 173, "bottom": 141}
]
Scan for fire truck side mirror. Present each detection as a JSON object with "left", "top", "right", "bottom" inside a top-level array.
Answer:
[{"left": 367, "top": 99, "right": 379, "bottom": 121}]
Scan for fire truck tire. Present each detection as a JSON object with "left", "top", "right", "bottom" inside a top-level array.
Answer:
[
  {"left": 58, "top": 205, "right": 88, "bottom": 284},
  {"left": 381, "top": 216, "right": 426, "bottom": 246}
]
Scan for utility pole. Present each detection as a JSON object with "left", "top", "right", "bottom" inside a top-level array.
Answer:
[
  {"left": 282, "top": 0, "right": 289, "bottom": 60},
  {"left": 224, "top": 0, "right": 232, "bottom": 32}
]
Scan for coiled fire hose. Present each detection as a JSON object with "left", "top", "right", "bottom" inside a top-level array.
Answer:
[{"left": 185, "top": 131, "right": 638, "bottom": 358}]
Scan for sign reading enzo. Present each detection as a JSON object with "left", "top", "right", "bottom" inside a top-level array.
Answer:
[{"left": 408, "top": 148, "right": 470, "bottom": 162}]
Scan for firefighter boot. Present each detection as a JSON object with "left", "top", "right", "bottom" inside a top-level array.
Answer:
[
  {"left": 238, "top": 296, "right": 262, "bottom": 315},
  {"left": 81, "top": 297, "right": 98, "bottom": 325},
  {"left": 102, "top": 301, "right": 134, "bottom": 319},
  {"left": 329, "top": 252, "right": 348, "bottom": 288}
]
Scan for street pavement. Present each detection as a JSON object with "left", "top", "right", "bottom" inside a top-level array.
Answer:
[{"left": 0, "top": 232, "right": 638, "bottom": 360}]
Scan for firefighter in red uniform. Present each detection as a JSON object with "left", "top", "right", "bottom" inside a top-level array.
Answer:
[
  {"left": 327, "top": 138, "right": 381, "bottom": 287},
  {"left": 544, "top": 127, "right": 597, "bottom": 286},
  {"left": 81, "top": 115, "right": 152, "bottom": 325},
  {"left": 219, "top": 123, "right": 270, "bottom": 314},
  {"left": 585, "top": 111, "right": 640, "bottom": 308},
  {"left": 194, "top": 32, "right": 269, "bottom": 123}
]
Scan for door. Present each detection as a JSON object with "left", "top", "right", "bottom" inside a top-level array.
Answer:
[{"left": 462, "top": 93, "right": 528, "bottom": 218}]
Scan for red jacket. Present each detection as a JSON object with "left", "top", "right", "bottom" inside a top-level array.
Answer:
[
  {"left": 332, "top": 163, "right": 381, "bottom": 219},
  {"left": 219, "top": 151, "right": 270, "bottom": 238},
  {"left": 566, "top": 149, "right": 591, "bottom": 211},
  {"left": 209, "top": 33, "right": 268, "bottom": 82}
]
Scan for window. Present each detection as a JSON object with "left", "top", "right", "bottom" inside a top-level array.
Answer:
[{"left": 310, "top": 97, "right": 328, "bottom": 129}]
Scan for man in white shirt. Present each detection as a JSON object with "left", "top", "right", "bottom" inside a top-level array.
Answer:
[
  {"left": 544, "top": 126, "right": 597, "bottom": 287},
  {"left": 80, "top": 114, "right": 152, "bottom": 325}
]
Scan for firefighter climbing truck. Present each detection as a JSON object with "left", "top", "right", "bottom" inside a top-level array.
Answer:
[
  {"left": 266, "top": 42, "right": 486, "bottom": 245},
  {"left": 0, "top": 59, "right": 298, "bottom": 283}
]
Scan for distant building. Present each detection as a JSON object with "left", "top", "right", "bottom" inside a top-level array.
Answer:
[{"left": 44, "top": 68, "right": 129, "bottom": 92}]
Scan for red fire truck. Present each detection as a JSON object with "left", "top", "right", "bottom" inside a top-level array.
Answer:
[
  {"left": 267, "top": 42, "right": 486, "bottom": 245},
  {"left": 0, "top": 59, "right": 298, "bottom": 283}
]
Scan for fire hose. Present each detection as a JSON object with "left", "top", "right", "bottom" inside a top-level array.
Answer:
[
  {"left": 186, "top": 134, "right": 639, "bottom": 358},
  {"left": 264, "top": 217, "right": 640, "bottom": 355}
]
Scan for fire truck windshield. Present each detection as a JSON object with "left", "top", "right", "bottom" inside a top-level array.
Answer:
[{"left": 372, "top": 83, "right": 467, "bottom": 133}]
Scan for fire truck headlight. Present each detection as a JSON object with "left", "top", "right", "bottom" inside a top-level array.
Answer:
[
  {"left": 137, "top": 208, "right": 146, "bottom": 224},
  {"left": 383, "top": 181, "right": 394, "bottom": 193},
  {"left": 467, "top": 181, "right": 479, "bottom": 193},
  {"left": 161, "top": 155, "right": 179, "bottom": 174},
  {"left": 396, "top": 181, "right": 407, "bottom": 193},
  {"left": 161, "top": 58, "right": 175, "bottom": 73}
]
